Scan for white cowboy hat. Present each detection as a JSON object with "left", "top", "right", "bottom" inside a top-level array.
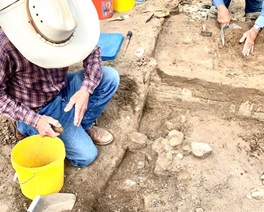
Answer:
[{"left": 0, "top": 0, "right": 100, "bottom": 68}]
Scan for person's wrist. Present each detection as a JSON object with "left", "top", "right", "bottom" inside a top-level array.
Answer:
[
  {"left": 217, "top": 4, "right": 227, "bottom": 11},
  {"left": 253, "top": 24, "right": 262, "bottom": 32}
]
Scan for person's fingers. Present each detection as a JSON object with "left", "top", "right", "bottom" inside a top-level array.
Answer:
[
  {"left": 246, "top": 49, "right": 250, "bottom": 56},
  {"left": 242, "top": 47, "right": 248, "bottom": 56},
  {"left": 243, "top": 46, "right": 251, "bottom": 56},
  {"left": 39, "top": 125, "right": 60, "bottom": 138},
  {"left": 242, "top": 44, "right": 249, "bottom": 56},
  {"left": 251, "top": 45, "right": 254, "bottom": 54},
  {"left": 64, "top": 98, "right": 75, "bottom": 112},
  {"left": 239, "top": 34, "right": 247, "bottom": 43},
  {"left": 74, "top": 102, "right": 86, "bottom": 126},
  {"left": 221, "top": 23, "right": 228, "bottom": 28},
  {"left": 48, "top": 118, "right": 61, "bottom": 128}
]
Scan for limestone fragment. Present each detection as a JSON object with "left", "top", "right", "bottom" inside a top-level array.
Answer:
[
  {"left": 182, "top": 144, "right": 192, "bottom": 155},
  {"left": 127, "top": 131, "right": 147, "bottom": 151},
  {"left": 176, "top": 152, "right": 184, "bottom": 159},
  {"left": 166, "top": 129, "right": 184, "bottom": 147},
  {"left": 154, "top": 152, "right": 173, "bottom": 176},
  {"left": 260, "top": 174, "right": 264, "bottom": 180},
  {"left": 191, "top": 141, "right": 212, "bottom": 158},
  {"left": 195, "top": 208, "right": 204, "bottom": 212},
  {"left": 251, "top": 190, "right": 264, "bottom": 200},
  {"left": 117, "top": 179, "right": 138, "bottom": 192},
  {"left": 152, "top": 137, "right": 171, "bottom": 154},
  {"left": 238, "top": 101, "right": 254, "bottom": 117}
]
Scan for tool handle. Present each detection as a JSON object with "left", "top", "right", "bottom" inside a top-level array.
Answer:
[{"left": 127, "top": 31, "right": 133, "bottom": 39}]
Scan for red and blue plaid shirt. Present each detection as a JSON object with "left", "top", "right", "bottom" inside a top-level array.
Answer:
[{"left": 0, "top": 28, "right": 103, "bottom": 127}]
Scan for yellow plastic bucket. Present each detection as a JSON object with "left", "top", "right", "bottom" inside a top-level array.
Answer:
[
  {"left": 113, "top": 0, "right": 135, "bottom": 12},
  {"left": 11, "top": 135, "right": 66, "bottom": 200}
]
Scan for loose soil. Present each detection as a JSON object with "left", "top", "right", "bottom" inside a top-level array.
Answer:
[{"left": 1, "top": 0, "right": 264, "bottom": 211}]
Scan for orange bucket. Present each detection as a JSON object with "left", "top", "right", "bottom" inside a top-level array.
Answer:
[{"left": 92, "top": 0, "right": 114, "bottom": 20}]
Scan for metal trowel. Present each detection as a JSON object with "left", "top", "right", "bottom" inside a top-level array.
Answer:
[
  {"left": 27, "top": 193, "right": 76, "bottom": 212},
  {"left": 220, "top": 23, "right": 242, "bottom": 45}
]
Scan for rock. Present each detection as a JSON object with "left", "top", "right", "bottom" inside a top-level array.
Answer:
[
  {"left": 195, "top": 208, "right": 204, "bottom": 212},
  {"left": 181, "top": 88, "right": 193, "bottom": 100},
  {"left": 164, "top": 120, "right": 174, "bottom": 131},
  {"left": 0, "top": 203, "right": 9, "bottom": 212},
  {"left": 251, "top": 190, "right": 264, "bottom": 200},
  {"left": 182, "top": 144, "right": 192, "bottom": 155},
  {"left": 117, "top": 179, "right": 138, "bottom": 192},
  {"left": 144, "top": 195, "right": 166, "bottom": 209},
  {"left": 166, "top": 130, "right": 184, "bottom": 147},
  {"left": 127, "top": 131, "right": 147, "bottom": 151},
  {"left": 191, "top": 141, "right": 213, "bottom": 158},
  {"left": 238, "top": 101, "right": 254, "bottom": 117},
  {"left": 246, "top": 194, "right": 252, "bottom": 199},
  {"left": 179, "top": 115, "right": 187, "bottom": 123},
  {"left": 176, "top": 152, "right": 184, "bottom": 159},
  {"left": 154, "top": 152, "right": 173, "bottom": 176},
  {"left": 152, "top": 137, "right": 171, "bottom": 154}
]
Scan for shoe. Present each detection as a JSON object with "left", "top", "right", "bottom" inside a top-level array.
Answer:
[
  {"left": 87, "top": 126, "right": 113, "bottom": 146},
  {"left": 245, "top": 12, "right": 260, "bottom": 22},
  {"left": 8, "top": 119, "right": 26, "bottom": 141}
]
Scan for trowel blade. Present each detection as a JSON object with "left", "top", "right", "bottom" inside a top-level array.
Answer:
[
  {"left": 228, "top": 23, "right": 242, "bottom": 29},
  {"left": 220, "top": 25, "right": 229, "bottom": 45},
  {"left": 27, "top": 193, "right": 76, "bottom": 212}
]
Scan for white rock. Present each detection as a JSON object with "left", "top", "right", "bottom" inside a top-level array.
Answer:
[
  {"left": 176, "top": 152, "right": 184, "bottom": 159},
  {"left": 125, "top": 179, "right": 137, "bottom": 187},
  {"left": 166, "top": 130, "right": 184, "bottom": 147},
  {"left": 251, "top": 191, "right": 264, "bottom": 200},
  {"left": 246, "top": 194, "right": 252, "bottom": 199},
  {"left": 191, "top": 141, "right": 213, "bottom": 158}
]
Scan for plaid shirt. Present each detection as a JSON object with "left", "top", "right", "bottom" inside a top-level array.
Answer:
[{"left": 0, "top": 28, "right": 103, "bottom": 127}]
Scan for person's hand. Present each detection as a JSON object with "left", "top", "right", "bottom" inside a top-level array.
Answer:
[
  {"left": 64, "top": 88, "right": 90, "bottom": 126},
  {"left": 239, "top": 27, "right": 259, "bottom": 56},
  {"left": 217, "top": 4, "right": 232, "bottom": 27},
  {"left": 36, "top": 115, "right": 61, "bottom": 137}
]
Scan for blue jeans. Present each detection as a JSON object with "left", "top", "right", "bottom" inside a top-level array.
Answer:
[
  {"left": 214, "top": 0, "right": 263, "bottom": 13},
  {"left": 17, "top": 66, "right": 120, "bottom": 167}
]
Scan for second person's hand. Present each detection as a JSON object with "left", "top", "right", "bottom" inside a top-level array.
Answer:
[{"left": 239, "top": 27, "right": 259, "bottom": 56}]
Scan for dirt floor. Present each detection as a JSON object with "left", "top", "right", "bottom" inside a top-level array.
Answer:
[{"left": 1, "top": 0, "right": 264, "bottom": 211}]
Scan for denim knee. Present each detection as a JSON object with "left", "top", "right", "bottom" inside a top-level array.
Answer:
[
  {"left": 102, "top": 66, "right": 120, "bottom": 89},
  {"left": 68, "top": 148, "right": 98, "bottom": 167}
]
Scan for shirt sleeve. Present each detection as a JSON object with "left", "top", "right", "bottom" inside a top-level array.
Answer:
[
  {"left": 213, "top": 0, "right": 224, "bottom": 8},
  {"left": 0, "top": 94, "right": 41, "bottom": 127},
  {"left": 82, "top": 45, "right": 103, "bottom": 94},
  {"left": 0, "top": 62, "right": 41, "bottom": 127},
  {"left": 255, "top": 1, "right": 264, "bottom": 27}
]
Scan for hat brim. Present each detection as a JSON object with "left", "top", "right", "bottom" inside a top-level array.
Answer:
[{"left": 0, "top": 0, "right": 100, "bottom": 68}]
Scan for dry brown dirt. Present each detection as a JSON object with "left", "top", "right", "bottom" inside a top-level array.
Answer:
[{"left": 1, "top": 0, "right": 264, "bottom": 211}]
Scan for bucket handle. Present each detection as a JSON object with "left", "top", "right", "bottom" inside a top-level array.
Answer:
[{"left": 13, "top": 172, "right": 36, "bottom": 185}]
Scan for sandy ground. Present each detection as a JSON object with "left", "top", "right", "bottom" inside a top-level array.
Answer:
[{"left": 1, "top": 0, "right": 264, "bottom": 211}]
